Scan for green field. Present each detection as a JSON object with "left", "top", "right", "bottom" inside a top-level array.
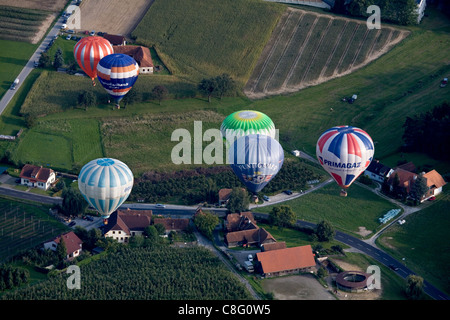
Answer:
[
  {"left": 0, "top": 197, "right": 67, "bottom": 262},
  {"left": 377, "top": 187, "right": 450, "bottom": 295},
  {"left": 255, "top": 182, "right": 400, "bottom": 238},
  {"left": 132, "top": 0, "right": 285, "bottom": 86}
]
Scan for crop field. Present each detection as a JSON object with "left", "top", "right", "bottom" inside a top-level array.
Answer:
[
  {"left": 0, "top": 198, "right": 67, "bottom": 262},
  {"left": 132, "top": 0, "right": 285, "bottom": 86},
  {"left": 244, "top": 8, "right": 410, "bottom": 98}
]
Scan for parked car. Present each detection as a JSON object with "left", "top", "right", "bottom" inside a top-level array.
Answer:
[
  {"left": 68, "top": 221, "right": 76, "bottom": 227},
  {"left": 248, "top": 254, "right": 253, "bottom": 262},
  {"left": 284, "top": 190, "right": 293, "bottom": 195},
  {"left": 428, "top": 196, "right": 436, "bottom": 201},
  {"left": 440, "top": 78, "right": 448, "bottom": 88},
  {"left": 60, "top": 24, "right": 67, "bottom": 30},
  {"left": 66, "top": 34, "right": 72, "bottom": 40},
  {"left": 34, "top": 61, "right": 39, "bottom": 67},
  {"left": 263, "top": 195, "right": 270, "bottom": 202},
  {"left": 89, "top": 30, "right": 95, "bottom": 36},
  {"left": 67, "top": 29, "right": 75, "bottom": 34}
]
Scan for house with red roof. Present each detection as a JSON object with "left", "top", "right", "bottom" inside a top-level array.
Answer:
[
  {"left": 113, "top": 45, "right": 154, "bottom": 74},
  {"left": 19, "top": 164, "right": 56, "bottom": 190},
  {"left": 43, "top": 231, "right": 83, "bottom": 260},
  {"left": 255, "top": 245, "right": 316, "bottom": 277},
  {"left": 104, "top": 209, "right": 152, "bottom": 243}
]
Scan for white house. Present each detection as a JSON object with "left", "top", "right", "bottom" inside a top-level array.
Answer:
[
  {"left": 43, "top": 231, "right": 83, "bottom": 260},
  {"left": 103, "top": 209, "right": 152, "bottom": 243},
  {"left": 19, "top": 164, "right": 56, "bottom": 190},
  {"left": 365, "top": 160, "right": 394, "bottom": 183}
]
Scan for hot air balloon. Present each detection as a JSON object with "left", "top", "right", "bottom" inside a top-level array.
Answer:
[
  {"left": 229, "top": 134, "right": 284, "bottom": 194},
  {"left": 316, "top": 126, "right": 374, "bottom": 196},
  {"left": 97, "top": 53, "right": 139, "bottom": 108},
  {"left": 220, "top": 110, "right": 276, "bottom": 147},
  {"left": 78, "top": 158, "right": 134, "bottom": 224},
  {"left": 73, "top": 36, "right": 113, "bottom": 86}
]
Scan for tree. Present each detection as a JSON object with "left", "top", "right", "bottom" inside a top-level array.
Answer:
[
  {"left": 215, "top": 73, "right": 235, "bottom": 99},
  {"left": 152, "top": 85, "right": 168, "bottom": 105},
  {"left": 77, "top": 90, "right": 96, "bottom": 110},
  {"left": 268, "top": 205, "right": 296, "bottom": 228},
  {"left": 144, "top": 225, "right": 159, "bottom": 242},
  {"left": 53, "top": 47, "right": 64, "bottom": 70},
  {"left": 315, "top": 220, "right": 335, "bottom": 242},
  {"left": 39, "top": 52, "right": 51, "bottom": 68},
  {"left": 194, "top": 210, "right": 219, "bottom": 240},
  {"left": 24, "top": 113, "right": 37, "bottom": 128},
  {"left": 405, "top": 275, "right": 424, "bottom": 300},
  {"left": 56, "top": 237, "right": 67, "bottom": 262},
  {"left": 198, "top": 78, "right": 217, "bottom": 103},
  {"left": 409, "top": 173, "right": 428, "bottom": 202},
  {"left": 62, "top": 187, "right": 88, "bottom": 217},
  {"left": 226, "top": 188, "right": 249, "bottom": 213}
]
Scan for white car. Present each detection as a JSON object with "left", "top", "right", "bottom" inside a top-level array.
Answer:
[
  {"left": 248, "top": 254, "right": 253, "bottom": 262},
  {"left": 155, "top": 204, "right": 166, "bottom": 208}
]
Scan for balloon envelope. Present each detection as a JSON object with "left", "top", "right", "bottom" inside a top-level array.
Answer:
[
  {"left": 229, "top": 134, "right": 284, "bottom": 194},
  {"left": 73, "top": 36, "right": 113, "bottom": 82},
  {"left": 97, "top": 53, "right": 139, "bottom": 105},
  {"left": 316, "top": 126, "right": 374, "bottom": 189},
  {"left": 220, "top": 110, "right": 276, "bottom": 145},
  {"left": 78, "top": 158, "right": 134, "bottom": 219}
]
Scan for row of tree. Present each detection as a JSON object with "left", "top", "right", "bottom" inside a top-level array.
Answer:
[{"left": 0, "top": 264, "right": 29, "bottom": 292}]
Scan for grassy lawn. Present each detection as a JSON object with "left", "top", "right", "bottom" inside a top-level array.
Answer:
[
  {"left": 376, "top": 186, "right": 450, "bottom": 296},
  {"left": 255, "top": 182, "right": 401, "bottom": 238},
  {"left": 0, "top": 39, "right": 37, "bottom": 97}
]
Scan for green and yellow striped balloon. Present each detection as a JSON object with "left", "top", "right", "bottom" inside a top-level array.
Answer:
[{"left": 220, "top": 110, "right": 276, "bottom": 143}]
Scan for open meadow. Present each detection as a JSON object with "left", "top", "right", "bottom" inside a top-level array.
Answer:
[{"left": 255, "top": 182, "right": 401, "bottom": 238}]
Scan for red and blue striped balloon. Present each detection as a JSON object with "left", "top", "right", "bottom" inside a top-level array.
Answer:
[
  {"left": 73, "top": 36, "right": 113, "bottom": 85},
  {"left": 97, "top": 53, "right": 139, "bottom": 106},
  {"left": 316, "top": 126, "right": 374, "bottom": 190}
]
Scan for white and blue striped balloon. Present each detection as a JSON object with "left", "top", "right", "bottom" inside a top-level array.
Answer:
[{"left": 78, "top": 158, "right": 134, "bottom": 219}]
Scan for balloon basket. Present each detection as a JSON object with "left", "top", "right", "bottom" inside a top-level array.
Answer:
[
  {"left": 103, "top": 218, "right": 109, "bottom": 225},
  {"left": 340, "top": 189, "right": 348, "bottom": 197}
]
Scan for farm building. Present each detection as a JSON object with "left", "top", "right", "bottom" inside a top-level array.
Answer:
[
  {"left": 113, "top": 45, "right": 154, "bottom": 74},
  {"left": 103, "top": 34, "right": 127, "bottom": 46},
  {"left": 225, "top": 227, "right": 276, "bottom": 248},
  {"left": 225, "top": 212, "right": 257, "bottom": 232},
  {"left": 261, "top": 241, "right": 287, "bottom": 252},
  {"left": 104, "top": 209, "right": 152, "bottom": 243},
  {"left": 153, "top": 217, "right": 190, "bottom": 233},
  {"left": 365, "top": 160, "right": 393, "bottom": 183},
  {"left": 19, "top": 164, "right": 56, "bottom": 190},
  {"left": 43, "top": 231, "right": 83, "bottom": 260},
  {"left": 255, "top": 245, "right": 316, "bottom": 277},
  {"left": 422, "top": 170, "right": 447, "bottom": 201}
]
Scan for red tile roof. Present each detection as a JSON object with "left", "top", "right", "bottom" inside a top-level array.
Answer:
[
  {"left": 20, "top": 164, "right": 54, "bottom": 183},
  {"left": 423, "top": 170, "right": 447, "bottom": 189},
  {"left": 105, "top": 209, "right": 152, "bottom": 235},
  {"left": 153, "top": 217, "right": 190, "bottom": 231},
  {"left": 113, "top": 45, "right": 153, "bottom": 68},
  {"left": 52, "top": 231, "right": 83, "bottom": 255},
  {"left": 256, "top": 245, "right": 315, "bottom": 274}
]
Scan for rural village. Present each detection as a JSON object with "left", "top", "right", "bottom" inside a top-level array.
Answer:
[{"left": 0, "top": 0, "right": 449, "bottom": 309}]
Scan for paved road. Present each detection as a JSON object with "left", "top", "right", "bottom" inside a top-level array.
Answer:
[{"left": 0, "top": 10, "right": 66, "bottom": 116}]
